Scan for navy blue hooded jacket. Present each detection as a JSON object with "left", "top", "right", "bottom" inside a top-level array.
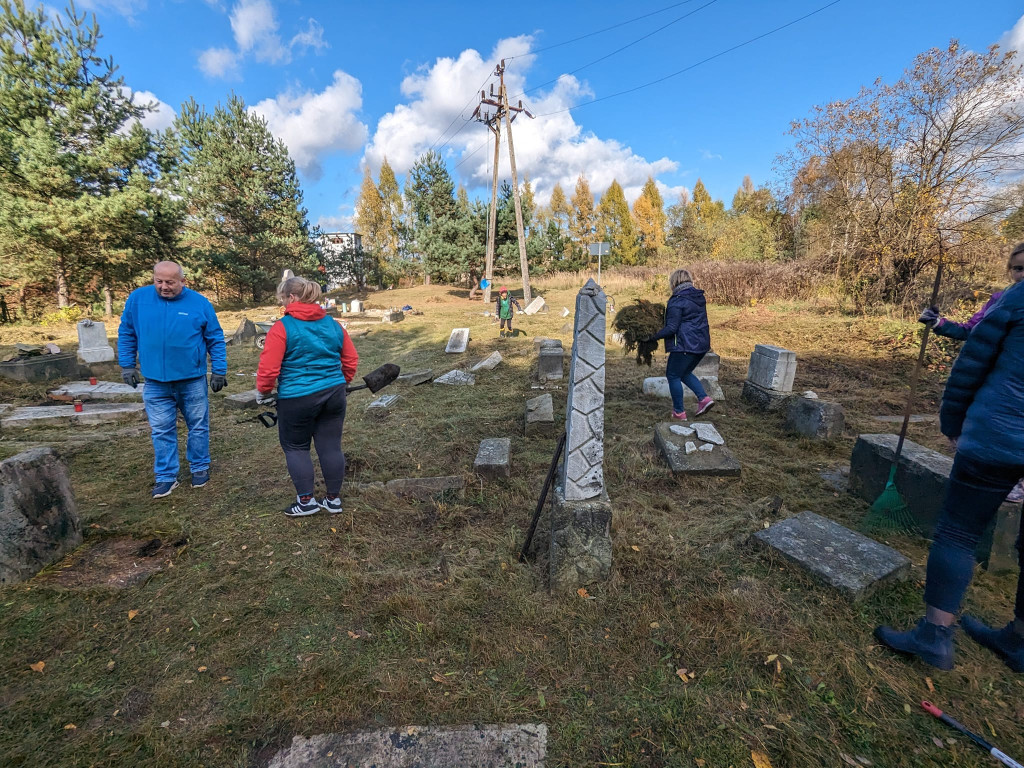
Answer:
[
  {"left": 650, "top": 283, "right": 711, "bottom": 354},
  {"left": 940, "top": 279, "right": 1024, "bottom": 466}
]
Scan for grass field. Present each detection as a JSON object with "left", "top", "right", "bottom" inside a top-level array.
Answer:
[{"left": 1, "top": 276, "right": 1022, "bottom": 767}]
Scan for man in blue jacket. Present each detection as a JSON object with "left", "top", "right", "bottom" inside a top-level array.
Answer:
[{"left": 119, "top": 261, "right": 228, "bottom": 498}]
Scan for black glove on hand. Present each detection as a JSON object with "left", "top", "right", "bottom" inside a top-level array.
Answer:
[
  {"left": 209, "top": 373, "right": 227, "bottom": 392},
  {"left": 918, "top": 306, "right": 940, "bottom": 327},
  {"left": 121, "top": 367, "right": 141, "bottom": 388}
]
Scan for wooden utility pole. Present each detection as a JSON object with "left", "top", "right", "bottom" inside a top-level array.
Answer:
[{"left": 471, "top": 59, "right": 534, "bottom": 305}]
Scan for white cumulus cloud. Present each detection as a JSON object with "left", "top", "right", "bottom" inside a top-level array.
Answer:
[
  {"left": 363, "top": 35, "right": 679, "bottom": 205},
  {"left": 291, "top": 18, "right": 328, "bottom": 54},
  {"left": 133, "top": 90, "right": 176, "bottom": 133},
  {"left": 250, "top": 70, "right": 368, "bottom": 180},
  {"left": 198, "top": 47, "right": 240, "bottom": 79},
  {"left": 1000, "top": 13, "right": 1024, "bottom": 60},
  {"left": 76, "top": 0, "right": 146, "bottom": 21}
]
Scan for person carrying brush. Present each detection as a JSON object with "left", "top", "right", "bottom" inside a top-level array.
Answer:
[
  {"left": 876, "top": 276, "right": 1024, "bottom": 673},
  {"left": 257, "top": 276, "right": 358, "bottom": 518},
  {"left": 644, "top": 268, "right": 715, "bottom": 420},
  {"left": 919, "top": 242, "right": 1024, "bottom": 503}
]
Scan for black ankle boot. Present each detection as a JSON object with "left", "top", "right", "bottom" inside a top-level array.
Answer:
[
  {"left": 961, "top": 615, "right": 1024, "bottom": 673},
  {"left": 875, "top": 618, "right": 955, "bottom": 670}
]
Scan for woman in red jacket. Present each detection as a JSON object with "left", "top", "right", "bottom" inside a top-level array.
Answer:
[{"left": 257, "top": 277, "right": 359, "bottom": 517}]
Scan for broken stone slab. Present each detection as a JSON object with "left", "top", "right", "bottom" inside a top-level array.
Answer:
[
  {"left": 76, "top": 319, "right": 115, "bottom": 364},
  {"left": 445, "top": 328, "right": 470, "bottom": 354},
  {"left": 537, "top": 346, "right": 564, "bottom": 381},
  {"left": 653, "top": 421, "right": 740, "bottom": 477},
  {"left": 741, "top": 380, "right": 793, "bottom": 412},
  {"left": 753, "top": 511, "right": 911, "bottom": 602},
  {"left": 0, "top": 351, "right": 79, "bottom": 383},
  {"left": 48, "top": 380, "right": 144, "bottom": 401},
  {"left": 385, "top": 475, "right": 464, "bottom": 500},
  {"left": 223, "top": 389, "right": 260, "bottom": 410},
  {"left": 691, "top": 422, "right": 724, "bottom": 445},
  {"left": 1, "top": 402, "right": 146, "bottom": 429},
  {"left": 669, "top": 424, "right": 694, "bottom": 436},
  {"left": 396, "top": 369, "right": 433, "bottom": 387},
  {"left": 470, "top": 351, "right": 503, "bottom": 372},
  {"left": 381, "top": 310, "right": 405, "bottom": 323},
  {"left": 474, "top": 437, "right": 511, "bottom": 479},
  {"left": 367, "top": 394, "right": 400, "bottom": 412},
  {"left": 698, "top": 443, "right": 714, "bottom": 452},
  {"left": 746, "top": 344, "right": 796, "bottom": 392},
  {"left": 694, "top": 351, "right": 721, "bottom": 379},
  {"left": 227, "top": 318, "right": 258, "bottom": 345},
  {"left": 0, "top": 447, "right": 82, "bottom": 585},
  {"left": 786, "top": 396, "right": 845, "bottom": 440},
  {"left": 523, "top": 296, "right": 547, "bottom": 315},
  {"left": 525, "top": 393, "right": 555, "bottom": 437},
  {"left": 685, "top": 441, "right": 697, "bottom": 455},
  {"left": 550, "top": 481, "right": 612, "bottom": 590},
  {"left": 434, "top": 369, "right": 475, "bottom": 386},
  {"left": 267, "top": 724, "right": 547, "bottom": 768},
  {"left": 641, "top": 376, "right": 725, "bottom": 406}
]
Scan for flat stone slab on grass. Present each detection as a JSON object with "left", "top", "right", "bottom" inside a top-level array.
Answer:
[
  {"left": 692, "top": 422, "right": 724, "bottom": 445},
  {"left": 1, "top": 402, "right": 145, "bottom": 429},
  {"left": 223, "top": 389, "right": 260, "bottom": 410},
  {"left": 396, "top": 369, "right": 433, "bottom": 387},
  {"left": 0, "top": 352, "right": 79, "bottom": 383},
  {"left": 367, "top": 394, "right": 400, "bottom": 412},
  {"left": 474, "top": 437, "right": 511, "bottom": 479},
  {"left": 753, "top": 511, "right": 911, "bottom": 601},
  {"left": 49, "top": 380, "right": 143, "bottom": 401},
  {"left": 525, "top": 393, "right": 555, "bottom": 436},
  {"left": 653, "top": 421, "right": 740, "bottom": 477},
  {"left": 471, "top": 351, "right": 503, "bottom": 372},
  {"left": 641, "top": 376, "right": 725, "bottom": 406},
  {"left": 434, "top": 369, "right": 475, "bottom": 386},
  {"left": 385, "top": 475, "right": 465, "bottom": 500},
  {"left": 267, "top": 724, "right": 547, "bottom": 768},
  {"left": 445, "top": 328, "right": 470, "bottom": 353}
]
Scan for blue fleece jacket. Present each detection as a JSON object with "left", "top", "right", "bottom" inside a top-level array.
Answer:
[
  {"left": 940, "top": 279, "right": 1024, "bottom": 466},
  {"left": 651, "top": 283, "right": 711, "bottom": 354},
  {"left": 118, "top": 286, "right": 227, "bottom": 382}
]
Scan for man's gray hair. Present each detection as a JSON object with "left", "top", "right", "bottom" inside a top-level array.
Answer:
[{"left": 153, "top": 261, "right": 185, "bottom": 279}]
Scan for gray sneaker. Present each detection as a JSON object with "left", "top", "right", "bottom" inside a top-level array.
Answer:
[{"left": 319, "top": 496, "right": 343, "bottom": 514}]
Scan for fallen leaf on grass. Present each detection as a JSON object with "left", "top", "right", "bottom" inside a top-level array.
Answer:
[
  {"left": 197, "top": 666, "right": 207, "bottom": 673},
  {"left": 631, "top": 545, "right": 640, "bottom": 552},
  {"left": 29, "top": 661, "right": 45, "bottom": 673},
  {"left": 577, "top": 587, "right": 590, "bottom": 598},
  {"left": 127, "top": 610, "right": 139, "bottom": 621},
  {"left": 931, "top": 737, "right": 944, "bottom": 748},
  {"left": 675, "top": 668, "right": 695, "bottom": 683},
  {"left": 925, "top": 676, "right": 934, "bottom": 693},
  {"left": 650, "top": 622, "right": 660, "bottom": 629},
  {"left": 431, "top": 673, "right": 449, "bottom": 685},
  {"left": 839, "top": 754, "right": 859, "bottom": 767},
  {"left": 106, "top": 661, "right": 115, "bottom": 671},
  {"left": 695, "top": 760, "right": 706, "bottom": 767},
  {"left": 855, "top": 757, "right": 873, "bottom": 766},
  {"left": 63, "top": 723, "right": 76, "bottom": 730},
  {"left": 751, "top": 750, "right": 773, "bottom": 768}
]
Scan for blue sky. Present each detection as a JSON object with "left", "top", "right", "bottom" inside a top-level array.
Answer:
[{"left": 77, "top": 0, "right": 1024, "bottom": 230}]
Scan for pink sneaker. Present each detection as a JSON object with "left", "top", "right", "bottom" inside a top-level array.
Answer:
[
  {"left": 695, "top": 397, "right": 716, "bottom": 417},
  {"left": 671, "top": 410, "right": 687, "bottom": 420}
]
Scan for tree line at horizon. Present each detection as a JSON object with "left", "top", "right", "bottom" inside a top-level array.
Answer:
[{"left": 1, "top": 1, "right": 1023, "bottom": 320}]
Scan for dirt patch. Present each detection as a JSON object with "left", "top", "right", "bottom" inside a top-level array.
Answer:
[{"left": 36, "top": 536, "right": 174, "bottom": 589}]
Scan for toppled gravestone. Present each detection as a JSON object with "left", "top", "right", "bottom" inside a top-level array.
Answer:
[
  {"left": 367, "top": 394, "right": 400, "bottom": 413},
  {"left": 434, "top": 370, "right": 475, "bottom": 386},
  {"left": 523, "top": 296, "right": 547, "bottom": 315},
  {"left": 223, "top": 389, "right": 260, "bottom": 410},
  {"left": 785, "top": 394, "right": 845, "bottom": 440},
  {"left": 641, "top": 376, "right": 725, "bottom": 407},
  {"left": 653, "top": 421, "right": 740, "bottom": 477},
  {"left": 524, "top": 392, "right": 555, "bottom": 436},
  {"left": 49, "top": 380, "right": 143, "bottom": 401},
  {"left": 474, "top": 438, "right": 511, "bottom": 479},
  {"left": 0, "top": 402, "right": 145, "bottom": 429},
  {"left": 741, "top": 344, "right": 796, "bottom": 411},
  {"left": 267, "top": 724, "right": 547, "bottom": 768},
  {"left": 385, "top": 476, "right": 464, "bottom": 500},
  {"left": 0, "top": 351, "right": 79, "bottom": 383},
  {"left": 848, "top": 433, "right": 1013, "bottom": 566},
  {"left": 0, "top": 447, "right": 83, "bottom": 585},
  {"left": 445, "top": 328, "right": 470, "bottom": 354},
  {"left": 471, "top": 351, "right": 503, "bottom": 372},
  {"left": 76, "top": 319, "right": 115, "bottom": 364},
  {"left": 396, "top": 369, "right": 433, "bottom": 387},
  {"left": 753, "top": 511, "right": 910, "bottom": 601}
]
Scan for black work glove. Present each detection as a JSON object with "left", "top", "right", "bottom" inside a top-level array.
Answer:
[
  {"left": 121, "top": 367, "right": 141, "bottom": 388},
  {"left": 918, "top": 306, "right": 940, "bottom": 327},
  {"left": 640, "top": 336, "right": 656, "bottom": 344},
  {"left": 209, "top": 373, "right": 227, "bottom": 393}
]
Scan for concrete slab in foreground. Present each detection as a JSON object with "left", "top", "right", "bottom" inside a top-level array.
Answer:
[
  {"left": 753, "top": 511, "right": 910, "bottom": 601},
  {"left": 1, "top": 402, "right": 145, "bottom": 429},
  {"left": 267, "top": 724, "right": 547, "bottom": 768}
]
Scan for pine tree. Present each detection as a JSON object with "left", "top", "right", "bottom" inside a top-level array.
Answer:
[
  {"left": 570, "top": 175, "right": 596, "bottom": 247},
  {"left": 0, "top": 0, "right": 177, "bottom": 310},
  {"left": 405, "top": 150, "right": 455, "bottom": 229},
  {"left": 597, "top": 180, "right": 639, "bottom": 265},
  {"left": 170, "top": 95, "right": 315, "bottom": 302}
]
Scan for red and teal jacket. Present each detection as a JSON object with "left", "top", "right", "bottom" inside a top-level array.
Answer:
[{"left": 256, "top": 303, "right": 358, "bottom": 399}]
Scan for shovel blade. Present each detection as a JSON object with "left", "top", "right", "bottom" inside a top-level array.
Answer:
[{"left": 361, "top": 363, "right": 400, "bottom": 394}]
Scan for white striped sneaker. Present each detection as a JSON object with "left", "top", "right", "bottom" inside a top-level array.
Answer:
[
  {"left": 284, "top": 496, "right": 320, "bottom": 517},
  {"left": 319, "top": 496, "right": 343, "bottom": 514}
]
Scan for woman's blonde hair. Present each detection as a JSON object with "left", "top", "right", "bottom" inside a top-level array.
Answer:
[
  {"left": 276, "top": 276, "right": 322, "bottom": 305},
  {"left": 669, "top": 268, "right": 693, "bottom": 291}
]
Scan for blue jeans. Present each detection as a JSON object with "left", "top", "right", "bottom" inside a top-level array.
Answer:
[
  {"left": 924, "top": 452, "right": 1024, "bottom": 619},
  {"left": 142, "top": 376, "right": 210, "bottom": 482},
  {"left": 665, "top": 352, "right": 708, "bottom": 413}
]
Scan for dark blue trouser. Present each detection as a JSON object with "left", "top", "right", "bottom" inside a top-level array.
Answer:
[
  {"left": 924, "top": 452, "right": 1024, "bottom": 619},
  {"left": 665, "top": 351, "right": 708, "bottom": 413},
  {"left": 276, "top": 383, "right": 348, "bottom": 497}
]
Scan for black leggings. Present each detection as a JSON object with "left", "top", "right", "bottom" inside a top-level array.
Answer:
[
  {"left": 276, "top": 383, "right": 347, "bottom": 497},
  {"left": 500, "top": 317, "right": 513, "bottom": 331}
]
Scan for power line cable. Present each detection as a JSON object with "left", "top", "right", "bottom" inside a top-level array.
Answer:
[
  {"left": 534, "top": 0, "right": 843, "bottom": 117},
  {"left": 510, "top": 0, "right": 717, "bottom": 101},
  {"left": 506, "top": 0, "right": 703, "bottom": 60},
  {"left": 426, "top": 71, "right": 496, "bottom": 153}
]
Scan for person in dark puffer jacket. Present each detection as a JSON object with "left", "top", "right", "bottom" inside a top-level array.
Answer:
[
  {"left": 257, "top": 277, "right": 359, "bottom": 518},
  {"left": 876, "top": 278, "right": 1024, "bottom": 672},
  {"left": 647, "top": 268, "right": 715, "bottom": 420}
]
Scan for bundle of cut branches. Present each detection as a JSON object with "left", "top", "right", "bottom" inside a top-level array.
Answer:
[{"left": 613, "top": 299, "right": 665, "bottom": 366}]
